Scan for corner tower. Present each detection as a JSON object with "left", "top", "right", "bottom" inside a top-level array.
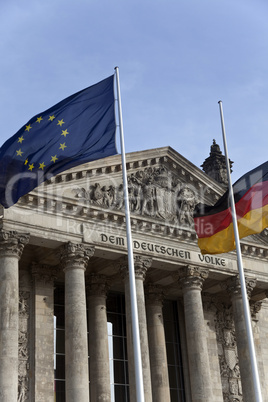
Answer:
[{"left": 201, "top": 139, "right": 233, "bottom": 186}]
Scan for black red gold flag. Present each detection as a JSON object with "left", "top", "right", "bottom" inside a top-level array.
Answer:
[{"left": 194, "top": 161, "right": 268, "bottom": 254}]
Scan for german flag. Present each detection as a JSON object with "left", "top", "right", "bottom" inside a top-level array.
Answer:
[{"left": 194, "top": 161, "right": 268, "bottom": 255}]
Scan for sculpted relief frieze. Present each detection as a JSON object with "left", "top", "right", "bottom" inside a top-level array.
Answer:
[
  {"left": 18, "top": 291, "right": 30, "bottom": 402},
  {"left": 73, "top": 165, "right": 198, "bottom": 227},
  {"left": 215, "top": 304, "right": 243, "bottom": 402}
]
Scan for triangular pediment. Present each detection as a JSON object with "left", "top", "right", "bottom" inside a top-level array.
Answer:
[{"left": 24, "top": 146, "right": 225, "bottom": 229}]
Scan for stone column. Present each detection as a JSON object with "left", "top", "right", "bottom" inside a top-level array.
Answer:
[
  {"left": 227, "top": 276, "right": 257, "bottom": 402},
  {"left": 251, "top": 298, "right": 268, "bottom": 401},
  {"left": 178, "top": 265, "right": 213, "bottom": 402},
  {"left": 120, "top": 255, "right": 153, "bottom": 402},
  {"left": 31, "top": 262, "right": 58, "bottom": 402},
  {"left": 0, "top": 230, "right": 29, "bottom": 402},
  {"left": 86, "top": 273, "right": 111, "bottom": 402},
  {"left": 59, "top": 242, "right": 95, "bottom": 402},
  {"left": 145, "top": 284, "right": 170, "bottom": 402}
]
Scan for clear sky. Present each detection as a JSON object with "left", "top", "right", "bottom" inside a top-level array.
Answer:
[{"left": 1, "top": 0, "right": 267, "bottom": 182}]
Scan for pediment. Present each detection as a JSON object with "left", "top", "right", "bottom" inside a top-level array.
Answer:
[{"left": 24, "top": 146, "right": 225, "bottom": 229}]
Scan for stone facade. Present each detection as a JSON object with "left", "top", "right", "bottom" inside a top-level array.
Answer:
[{"left": 0, "top": 145, "right": 267, "bottom": 401}]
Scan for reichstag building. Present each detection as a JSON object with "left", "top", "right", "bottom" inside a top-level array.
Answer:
[{"left": 1, "top": 141, "right": 268, "bottom": 402}]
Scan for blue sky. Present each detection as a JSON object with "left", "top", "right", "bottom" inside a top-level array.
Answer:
[{"left": 1, "top": 0, "right": 267, "bottom": 182}]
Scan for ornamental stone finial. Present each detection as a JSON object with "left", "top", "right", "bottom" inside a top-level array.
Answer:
[{"left": 201, "top": 139, "right": 233, "bottom": 186}]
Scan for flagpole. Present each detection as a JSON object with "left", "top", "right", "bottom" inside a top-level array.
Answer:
[
  {"left": 114, "top": 67, "right": 145, "bottom": 402},
  {"left": 218, "top": 101, "right": 263, "bottom": 402}
]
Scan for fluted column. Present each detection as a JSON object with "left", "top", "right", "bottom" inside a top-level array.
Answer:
[
  {"left": 59, "top": 242, "right": 95, "bottom": 402},
  {"left": 120, "top": 255, "right": 153, "bottom": 402},
  {"left": 145, "top": 284, "right": 170, "bottom": 402},
  {"left": 86, "top": 273, "right": 111, "bottom": 402},
  {"left": 178, "top": 265, "right": 213, "bottom": 402},
  {"left": 0, "top": 230, "right": 29, "bottom": 402},
  {"left": 226, "top": 276, "right": 257, "bottom": 402}
]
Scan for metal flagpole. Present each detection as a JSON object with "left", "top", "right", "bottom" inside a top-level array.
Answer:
[
  {"left": 114, "top": 66, "right": 145, "bottom": 402},
  {"left": 218, "top": 101, "right": 263, "bottom": 402}
]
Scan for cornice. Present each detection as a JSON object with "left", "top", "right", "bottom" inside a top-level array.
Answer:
[
  {"left": 38, "top": 147, "right": 224, "bottom": 202},
  {"left": 5, "top": 190, "right": 268, "bottom": 261},
  {"left": 15, "top": 191, "right": 199, "bottom": 241},
  {"left": 15, "top": 152, "right": 221, "bottom": 231}
]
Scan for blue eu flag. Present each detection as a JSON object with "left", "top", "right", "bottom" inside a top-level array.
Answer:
[{"left": 0, "top": 75, "right": 117, "bottom": 208}]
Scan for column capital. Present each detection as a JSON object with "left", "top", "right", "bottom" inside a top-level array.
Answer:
[
  {"left": 224, "top": 275, "right": 257, "bottom": 299},
  {"left": 0, "top": 230, "right": 29, "bottom": 259},
  {"left": 119, "top": 255, "right": 152, "bottom": 281},
  {"left": 59, "top": 242, "right": 95, "bottom": 272},
  {"left": 250, "top": 300, "right": 262, "bottom": 321},
  {"left": 86, "top": 273, "right": 110, "bottom": 297},
  {"left": 31, "top": 262, "right": 58, "bottom": 284},
  {"left": 145, "top": 283, "right": 165, "bottom": 306},
  {"left": 178, "top": 265, "right": 208, "bottom": 291}
]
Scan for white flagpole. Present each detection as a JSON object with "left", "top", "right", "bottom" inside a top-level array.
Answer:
[
  {"left": 114, "top": 67, "right": 145, "bottom": 402},
  {"left": 218, "top": 101, "right": 263, "bottom": 402}
]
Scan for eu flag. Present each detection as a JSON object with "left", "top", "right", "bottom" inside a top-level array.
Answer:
[{"left": 0, "top": 75, "right": 117, "bottom": 208}]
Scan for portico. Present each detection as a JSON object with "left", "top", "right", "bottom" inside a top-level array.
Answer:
[{"left": 0, "top": 146, "right": 267, "bottom": 401}]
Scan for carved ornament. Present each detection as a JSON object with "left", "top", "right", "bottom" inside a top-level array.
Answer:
[
  {"left": 214, "top": 303, "right": 242, "bottom": 401},
  {"left": 250, "top": 300, "right": 262, "bottom": 321},
  {"left": 18, "top": 291, "right": 30, "bottom": 402},
  {"left": 201, "top": 139, "right": 232, "bottom": 186},
  {"left": 59, "top": 242, "right": 95, "bottom": 271},
  {"left": 73, "top": 165, "right": 198, "bottom": 227},
  {"left": 145, "top": 283, "right": 165, "bottom": 306},
  {"left": 119, "top": 255, "right": 152, "bottom": 281},
  {"left": 178, "top": 265, "right": 208, "bottom": 290},
  {"left": 224, "top": 276, "right": 257, "bottom": 299},
  {"left": 86, "top": 273, "right": 110, "bottom": 297},
  {"left": 31, "top": 262, "right": 58, "bottom": 284},
  {"left": 0, "top": 230, "right": 29, "bottom": 259}
]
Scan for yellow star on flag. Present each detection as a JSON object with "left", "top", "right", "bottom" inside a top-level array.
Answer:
[
  {"left": 57, "top": 119, "right": 65, "bottom": 126},
  {"left": 36, "top": 116, "right": 43, "bottom": 123},
  {"left": 18, "top": 136, "right": 24, "bottom": 143},
  {"left": 51, "top": 155, "right": 58, "bottom": 163},
  {"left": 24, "top": 159, "right": 28, "bottom": 165},
  {"left": 16, "top": 149, "right": 23, "bottom": 156},
  {"left": 39, "top": 162, "right": 46, "bottom": 170},
  {"left": 28, "top": 163, "right": 34, "bottom": 171},
  {"left": 25, "top": 124, "right": 32, "bottom": 132},
  {"left": 59, "top": 143, "right": 67, "bottom": 151},
  {"left": 48, "top": 115, "right": 56, "bottom": 121},
  {"left": 61, "top": 129, "right": 69, "bottom": 137}
]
